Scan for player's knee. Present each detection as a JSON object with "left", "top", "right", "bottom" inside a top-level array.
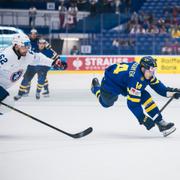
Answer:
[{"left": 99, "top": 96, "right": 117, "bottom": 108}]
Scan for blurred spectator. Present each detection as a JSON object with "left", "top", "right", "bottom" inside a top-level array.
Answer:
[
  {"left": 58, "top": 1, "right": 67, "bottom": 28},
  {"left": 171, "top": 25, "right": 180, "bottom": 38},
  {"left": 124, "top": 0, "right": 131, "bottom": 14},
  {"left": 89, "top": 0, "right": 98, "bottom": 15},
  {"left": 162, "top": 39, "right": 180, "bottom": 55},
  {"left": 131, "top": 12, "right": 139, "bottom": 24},
  {"left": 68, "top": 3, "right": 78, "bottom": 26},
  {"left": 161, "top": 39, "right": 173, "bottom": 55},
  {"left": 29, "top": 6, "right": 37, "bottom": 28},
  {"left": 114, "top": 0, "right": 121, "bottom": 14},
  {"left": 112, "top": 38, "right": 135, "bottom": 48},
  {"left": 159, "top": 26, "right": 167, "bottom": 34},
  {"left": 70, "top": 45, "right": 80, "bottom": 55},
  {"left": 171, "top": 40, "right": 180, "bottom": 54},
  {"left": 130, "top": 25, "right": 145, "bottom": 34},
  {"left": 147, "top": 25, "right": 159, "bottom": 34},
  {"left": 112, "top": 39, "right": 119, "bottom": 47}
]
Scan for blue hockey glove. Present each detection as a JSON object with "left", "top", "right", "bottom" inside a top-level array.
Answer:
[
  {"left": 0, "top": 86, "right": 9, "bottom": 102},
  {"left": 166, "top": 87, "right": 180, "bottom": 99},
  {"left": 142, "top": 116, "right": 155, "bottom": 130},
  {"left": 52, "top": 59, "right": 68, "bottom": 70}
]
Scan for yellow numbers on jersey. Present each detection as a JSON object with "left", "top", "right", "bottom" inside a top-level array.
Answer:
[
  {"left": 113, "top": 64, "right": 129, "bottom": 74},
  {"left": 136, "top": 82, "right": 142, "bottom": 90}
]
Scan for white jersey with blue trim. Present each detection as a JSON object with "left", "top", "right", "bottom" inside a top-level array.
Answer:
[{"left": 0, "top": 46, "right": 53, "bottom": 89}]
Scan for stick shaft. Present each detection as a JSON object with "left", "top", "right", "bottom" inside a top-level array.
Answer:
[
  {"left": 0, "top": 101, "right": 74, "bottom": 136},
  {"left": 160, "top": 95, "right": 175, "bottom": 113}
]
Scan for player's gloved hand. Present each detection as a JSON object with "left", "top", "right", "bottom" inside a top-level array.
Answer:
[
  {"left": 142, "top": 116, "right": 155, "bottom": 130},
  {"left": 0, "top": 86, "right": 9, "bottom": 102},
  {"left": 52, "top": 59, "right": 68, "bottom": 70},
  {"left": 166, "top": 87, "right": 180, "bottom": 99}
]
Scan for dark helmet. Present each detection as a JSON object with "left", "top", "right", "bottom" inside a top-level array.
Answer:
[{"left": 140, "top": 56, "right": 157, "bottom": 70}]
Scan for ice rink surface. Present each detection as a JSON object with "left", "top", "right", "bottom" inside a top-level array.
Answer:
[{"left": 0, "top": 73, "right": 180, "bottom": 180}]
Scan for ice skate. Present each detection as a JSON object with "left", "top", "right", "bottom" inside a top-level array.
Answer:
[
  {"left": 157, "top": 120, "right": 176, "bottom": 137},
  {"left": 23, "top": 88, "right": 30, "bottom": 97},
  {"left": 36, "top": 92, "right": 40, "bottom": 100},
  {"left": 42, "top": 90, "right": 49, "bottom": 97},
  {"left": 91, "top": 78, "right": 100, "bottom": 95},
  {"left": 14, "top": 95, "right": 22, "bottom": 101}
]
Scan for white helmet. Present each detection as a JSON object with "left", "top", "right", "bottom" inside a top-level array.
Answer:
[{"left": 12, "top": 34, "right": 31, "bottom": 48}]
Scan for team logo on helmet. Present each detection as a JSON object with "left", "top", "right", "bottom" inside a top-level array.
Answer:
[{"left": 10, "top": 70, "right": 23, "bottom": 82}]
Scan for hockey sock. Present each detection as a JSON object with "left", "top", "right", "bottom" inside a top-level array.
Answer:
[
  {"left": 143, "top": 97, "right": 162, "bottom": 123},
  {"left": 18, "top": 85, "right": 28, "bottom": 96},
  {"left": 36, "top": 83, "right": 43, "bottom": 93},
  {"left": 44, "top": 79, "right": 49, "bottom": 91}
]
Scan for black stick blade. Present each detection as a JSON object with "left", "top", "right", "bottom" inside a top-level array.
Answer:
[{"left": 71, "top": 127, "right": 93, "bottom": 138}]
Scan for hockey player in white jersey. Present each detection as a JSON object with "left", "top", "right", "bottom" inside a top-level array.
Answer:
[{"left": 0, "top": 34, "right": 67, "bottom": 114}]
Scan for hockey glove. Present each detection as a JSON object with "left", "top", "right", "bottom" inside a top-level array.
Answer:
[
  {"left": 166, "top": 87, "right": 180, "bottom": 99},
  {"left": 52, "top": 59, "right": 68, "bottom": 70},
  {"left": 0, "top": 86, "right": 9, "bottom": 102},
  {"left": 142, "top": 116, "right": 155, "bottom": 130}
]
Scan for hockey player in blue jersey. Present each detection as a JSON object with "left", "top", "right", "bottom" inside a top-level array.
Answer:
[
  {"left": 14, "top": 38, "right": 67, "bottom": 100},
  {"left": 91, "top": 56, "right": 180, "bottom": 137}
]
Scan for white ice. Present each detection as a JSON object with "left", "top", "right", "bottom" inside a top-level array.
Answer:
[{"left": 0, "top": 73, "right": 180, "bottom": 180}]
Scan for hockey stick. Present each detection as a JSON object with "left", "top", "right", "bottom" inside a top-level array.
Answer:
[
  {"left": 152, "top": 94, "right": 177, "bottom": 122},
  {"left": 0, "top": 102, "right": 93, "bottom": 138},
  {"left": 160, "top": 94, "right": 175, "bottom": 113}
]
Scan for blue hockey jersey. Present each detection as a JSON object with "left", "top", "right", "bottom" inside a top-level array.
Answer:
[
  {"left": 103, "top": 62, "right": 168, "bottom": 122},
  {"left": 39, "top": 48, "right": 55, "bottom": 59}
]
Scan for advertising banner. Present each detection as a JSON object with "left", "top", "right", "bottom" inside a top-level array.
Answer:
[
  {"left": 135, "top": 56, "right": 180, "bottom": 74},
  {"left": 65, "top": 56, "right": 135, "bottom": 71},
  {"left": 53, "top": 55, "right": 180, "bottom": 74}
]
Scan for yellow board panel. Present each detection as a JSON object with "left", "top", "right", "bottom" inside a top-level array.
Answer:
[{"left": 135, "top": 56, "right": 180, "bottom": 74}]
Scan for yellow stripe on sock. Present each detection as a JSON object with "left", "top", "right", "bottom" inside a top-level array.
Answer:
[
  {"left": 44, "top": 83, "right": 48, "bottom": 86},
  {"left": 37, "top": 87, "right": 43, "bottom": 90},
  {"left": 145, "top": 103, "right": 157, "bottom": 113},
  {"left": 37, "top": 84, "right": 44, "bottom": 87},
  {"left": 19, "top": 88, "right": 27, "bottom": 92},
  {"left": 143, "top": 97, "right": 153, "bottom": 107},
  {"left": 20, "top": 85, "right": 28, "bottom": 89},
  {"left": 127, "top": 95, "right": 140, "bottom": 103},
  {"left": 95, "top": 90, "right": 100, "bottom": 98}
]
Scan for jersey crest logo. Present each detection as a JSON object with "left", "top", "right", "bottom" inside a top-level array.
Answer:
[
  {"left": 128, "top": 87, "right": 141, "bottom": 97},
  {"left": 10, "top": 70, "right": 23, "bottom": 82}
]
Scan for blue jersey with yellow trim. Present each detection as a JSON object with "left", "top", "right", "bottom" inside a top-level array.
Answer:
[
  {"left": 103, "top": 62, "right": 168, "bottom": 122},
  {"left": 30, "top": 38, "right": 39, "bottom": 52},
  {"left": 39, "top": 48, "right": 55, "bottom": 59}
]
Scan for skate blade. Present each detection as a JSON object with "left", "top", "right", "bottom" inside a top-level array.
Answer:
[{"left": 163, "top": 126, "right": 176, "bottom": 137}]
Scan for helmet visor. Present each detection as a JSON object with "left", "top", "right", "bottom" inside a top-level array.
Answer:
[{"left": 23, "top": 41, "right": 31, "bottom": 49}]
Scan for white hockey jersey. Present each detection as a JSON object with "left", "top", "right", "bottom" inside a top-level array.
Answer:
[{"left": 0, "top": 46, "right": 53, "bottom": 89}]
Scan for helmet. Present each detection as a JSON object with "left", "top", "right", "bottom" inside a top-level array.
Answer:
[
  {"left": 140, "top": 56, "right": 157, "bottom": 70},
  {"left": 30, "top": 28, "right": 37, "bottom": 34},
  {"left": 38, "top": 38, "right": 46, "bottom": 44},
  {"left": 12, "top": 34, "right": 31, "bottom": 48}
]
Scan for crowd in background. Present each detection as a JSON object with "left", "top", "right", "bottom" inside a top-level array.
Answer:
[
  {"left": 27, "top": 0, "right": 133, "bottom": 28},
  {"left": 5, "top": 0, "right": 180, "bottom": 54},
  {"left": 127, "top": 5, "right": 180, "bottom": 36},
  {"left": 112, "top": 38, "right": 135, "bottom": 49}
]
